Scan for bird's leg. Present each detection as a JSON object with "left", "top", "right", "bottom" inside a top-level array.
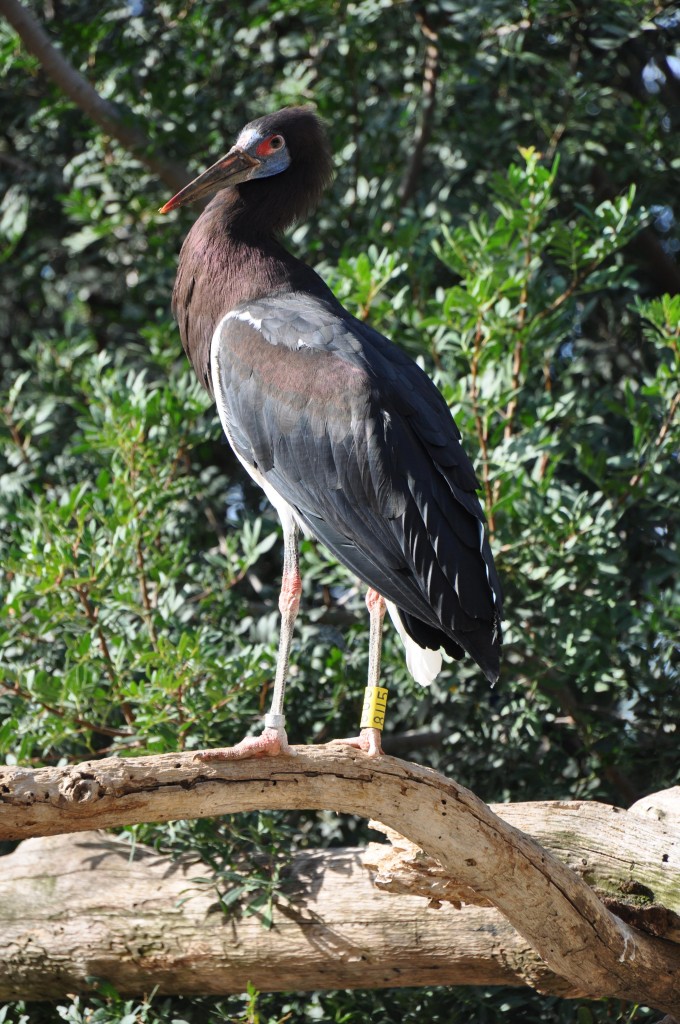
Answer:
[
  {"left": 264, "top": 518, "right": 302, "bottom": 747},
  {"left": 332, "top": 587, "right": 387, "bottom": 757},
  {"left": 195, "top": 521, "right": 300, "bottom": 761}
]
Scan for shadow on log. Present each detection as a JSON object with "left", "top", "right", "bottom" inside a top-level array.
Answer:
[
  {"left": 0, "top": 830, "right": 579, "bottom": 1000},
  {"left": 1, "top": 747, "right": 679, "bottom": 1012}
]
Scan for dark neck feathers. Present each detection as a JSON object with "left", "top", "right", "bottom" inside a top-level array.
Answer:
[
  {"left": 173, "top": 189, "right": 334, "bottom": 393},
  {"left": 172, "top": 109, "right": 335, "bottom": 391}
]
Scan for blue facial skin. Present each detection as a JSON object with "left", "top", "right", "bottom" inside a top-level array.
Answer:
[
  {"left": 236, "top": 127, "right": 292, "bottom": 180},
  {"left": 251, "top": 147, "right": 291, "bottom": 179}
]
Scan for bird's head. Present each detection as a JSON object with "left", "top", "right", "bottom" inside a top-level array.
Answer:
[{"left": 160, "top": 106, "right": 333, "bottom": 228}]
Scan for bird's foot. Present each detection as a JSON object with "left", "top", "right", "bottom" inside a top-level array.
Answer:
[
  {"left": 194, "top": 725, "right": 294, "bottom": 762},
  {"left": 330, "top": 727, "right": 384, "bottom": 757}
]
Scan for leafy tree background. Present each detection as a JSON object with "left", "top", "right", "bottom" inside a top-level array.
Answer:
[{"left": 1, "top": 0, "right": 679, "bottom": 1020}]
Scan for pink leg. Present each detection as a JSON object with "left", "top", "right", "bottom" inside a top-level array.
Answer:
[
  {"left": 195, "top": 518, "right": 301, "bottom": 761},
  {"left": 332, "top": 587, "right": 386, "bottom": 757}
]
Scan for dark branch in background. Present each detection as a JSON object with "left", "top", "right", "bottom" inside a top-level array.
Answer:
[
  {"left": 519, "top": 654, "right": 642, "bottom": 807},
  {"left": 588, "top": 29, "right": 680, "bottom": 295},
  {"left": 0, "top": 0, "right": 190, "bottom": 192},
  {"left": 0, "top": 149, "right": 32, "bottom": 173},
  {"left": 399, "top": 7, "right": 440, "bottom": 205},
  {"left": 591, "top": 165, "right": 680, "bottom": 295},
  {"left": 2, "top": 680, "right": 132, "bottom": 741}
]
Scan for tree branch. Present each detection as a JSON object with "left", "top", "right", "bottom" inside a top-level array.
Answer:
[
  {"left": 398, "top": 8, "right": 440, "bottom": 205},
  {"left": 0, "top": 0, "right": 190, "bottom": 192},
  {"left": 0, "top": 830, "right": 578, "bottom": 999},
  {"left": 1, "top": 748, "right": 679, "bottom": 1011}
]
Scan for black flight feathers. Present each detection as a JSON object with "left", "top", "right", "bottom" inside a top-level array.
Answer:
[{"left": 212, "top": 292, "right": 503, "bottom": 682}]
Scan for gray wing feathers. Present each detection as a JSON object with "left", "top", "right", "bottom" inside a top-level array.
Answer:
[{"left": 212, "top": 293, "right": 502, "bottom": 678}]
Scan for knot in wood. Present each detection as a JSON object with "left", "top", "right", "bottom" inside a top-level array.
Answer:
[{"left": 60, "top": 772, "right": 102, "bottom": 805}]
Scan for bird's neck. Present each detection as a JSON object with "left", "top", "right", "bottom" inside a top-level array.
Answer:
[{"left": 173, "top": 190, "right": 334, "bottom": 392}]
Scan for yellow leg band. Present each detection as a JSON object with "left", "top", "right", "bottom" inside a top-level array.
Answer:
[{"left": 360, "top": 686, "right": 389, "bottom": 730}]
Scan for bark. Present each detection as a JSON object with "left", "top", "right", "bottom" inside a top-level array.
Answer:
[
  {"left": 1, "top": 748, "right": 679, "bottom": 1011},
  {"left": 0, "top": 830, "right": 578, "bottom": 1000},
  {"left": 0, "top": 0, "right": 190, "bottom": 192},
  {"left": 365, "top": 811, "right": 680, "bottom": 942}
]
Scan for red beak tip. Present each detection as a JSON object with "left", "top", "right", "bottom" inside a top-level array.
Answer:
[{"left": 158, "top": 199, "right": 178, "bottom": 215}]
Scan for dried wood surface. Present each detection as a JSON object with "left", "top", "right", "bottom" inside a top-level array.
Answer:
[
  {"left": 1, "top": 748, "right": 679, "bottom": 1012},
  {"left": 0, "top": 830, "right": 579, "bottom": 1000}
]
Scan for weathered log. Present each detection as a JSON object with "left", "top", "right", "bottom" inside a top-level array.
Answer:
[
  {"left": 365, "top": 814, "right": 680, "bottom": 942},
  {"left": 1, "top": 748, "right": 679, "bottom": 1012},
  {"left": 0, "top": 831, "right": 577, "bottom": 1000}
]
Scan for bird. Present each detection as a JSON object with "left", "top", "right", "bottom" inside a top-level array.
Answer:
[{"left": 160, "top": 106, "right": 502, "bottom": 759}]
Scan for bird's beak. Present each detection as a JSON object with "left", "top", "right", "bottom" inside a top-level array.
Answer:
[{"left": 159, "top": 146, "right": 261, "bottom": 213}]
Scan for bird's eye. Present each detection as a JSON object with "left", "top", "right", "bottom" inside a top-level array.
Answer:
[{"left": 255, "top": 134, "right": 286, "bottom": 158}]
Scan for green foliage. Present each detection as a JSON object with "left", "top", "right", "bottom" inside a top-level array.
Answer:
[
  {"left": 0, "top": 330, "right": 369, "bottom": 765},
  {"left": 0, "top": 989, "right": 658, "bottom": 1024},
  {"left": 422, "top": 149, "right": 679, "bottom": 797},
  {"left": 1, "top": 0, "right": 679, "bottom": 1020}
]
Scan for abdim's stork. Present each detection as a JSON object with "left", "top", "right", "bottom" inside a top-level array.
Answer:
[{"left": 161, "top": 107, "right": 502, "bottom": 759}]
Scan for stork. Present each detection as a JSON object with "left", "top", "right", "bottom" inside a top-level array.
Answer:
[{"left": 160, "top": 106, "right": 502, "bottom": 759}]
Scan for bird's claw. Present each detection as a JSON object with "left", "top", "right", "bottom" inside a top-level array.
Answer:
[
  {"left": 193, "top": 726, "right": 295, "bottom": 761},
  {"left": 330, "top": 727, "right": 384, "bottom": 757}
]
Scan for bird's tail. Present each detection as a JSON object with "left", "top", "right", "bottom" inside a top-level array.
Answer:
[
  {"left": 385, "top": 601, "right": 443, "bottom": 685},
  {"left": 394, "top": 604, "right": 502, "bottom": 686}
]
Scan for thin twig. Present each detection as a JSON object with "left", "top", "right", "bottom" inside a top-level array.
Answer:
[
  {"left": 530, "top": 256, "right": 603, "bottom": 329},
  {"left": 399, "top": 8, "right": 440, "bottom": 205},
  {"left": 469, "top": 318, "right": 495, "bottom": 533},
  {"left": 628, "top": 389, "right": 680, "bottom": 491},
  {"left": 3, "top": 681, "right": 132, "bottom": 739},
  {"left": 135, "top": 536, "right": 158, "bottom": 646},
  {"left": 0, "top": 149, "right": 32, "bottom": 173},
  {"left": 0, "top": 406, "right": 31, "bottom": 465},
  {"left": 72, "top": 582, "right": 135, "bottom": 725},
  {"left": 495, "top": 226, "right": 533, "bottom": 501}
]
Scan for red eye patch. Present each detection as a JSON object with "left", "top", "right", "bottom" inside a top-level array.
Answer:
[{"left": 256, "top": 135, "right": 284, "bottom": 157}]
